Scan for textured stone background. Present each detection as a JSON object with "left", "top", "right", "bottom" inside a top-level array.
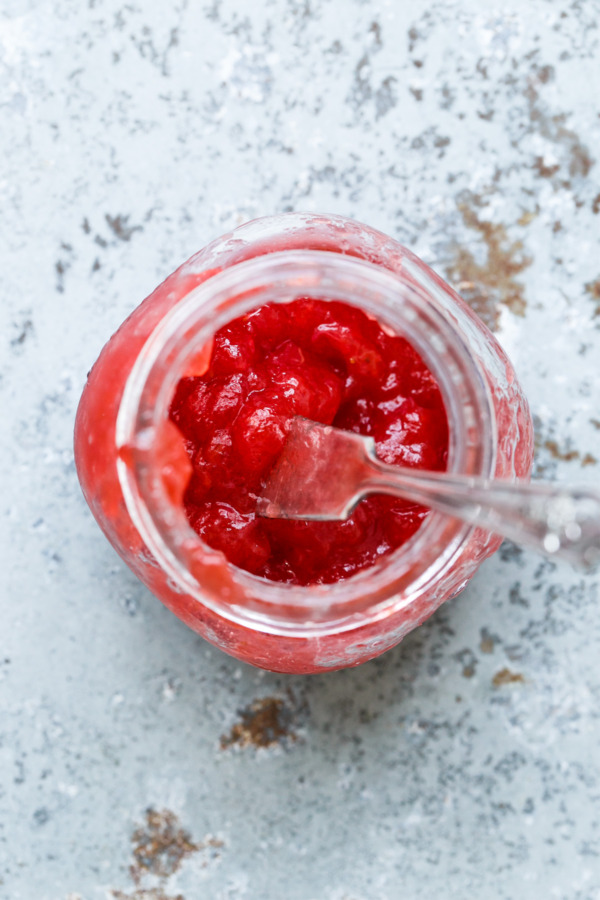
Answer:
[{"left": 1, "top": 1, "right": 600, "bottom": 898}]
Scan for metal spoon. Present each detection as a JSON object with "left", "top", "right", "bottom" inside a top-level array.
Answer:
[{"left": 257, "top": 417, "right": 600, "bottom": 572}]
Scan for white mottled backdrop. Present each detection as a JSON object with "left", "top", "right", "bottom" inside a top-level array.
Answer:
[{"left": 1, "top": 1, "right": 600, "bottom": 898}]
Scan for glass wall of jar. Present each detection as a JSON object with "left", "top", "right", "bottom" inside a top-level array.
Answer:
[{"left": 74, "top": 214, "right": 533, "bottom": 673}]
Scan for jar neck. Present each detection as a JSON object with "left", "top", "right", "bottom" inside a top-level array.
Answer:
[{"left": 116, "top": 250, "right": 496, "bottom": 636}]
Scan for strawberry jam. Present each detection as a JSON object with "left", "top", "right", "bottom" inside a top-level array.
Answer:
[{"left": 169, "top": 298, "right": 449, "bottom": 585}]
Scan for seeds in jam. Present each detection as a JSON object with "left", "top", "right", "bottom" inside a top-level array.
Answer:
[{"left": 169, "top": 299, "right": 448, "bottom": 585}]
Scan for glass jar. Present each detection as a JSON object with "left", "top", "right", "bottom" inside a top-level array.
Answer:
[{"left": 74, "top": 213, "right": 533, "bottom": 673}]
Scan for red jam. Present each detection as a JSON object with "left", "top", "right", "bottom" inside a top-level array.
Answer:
[{"left": 169, "top": 298, "right": 449, "bottom": 585}]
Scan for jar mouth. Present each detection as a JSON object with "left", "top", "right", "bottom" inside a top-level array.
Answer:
[{"left": 116, "top": 250, "right": 496, "bottom": 636}]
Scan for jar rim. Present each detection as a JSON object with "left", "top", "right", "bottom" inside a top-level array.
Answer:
[{"left": 116, "top": 248, "right": 496, "bottom": 636}]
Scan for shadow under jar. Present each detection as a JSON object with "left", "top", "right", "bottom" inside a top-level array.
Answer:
[{"left": 74, "top": 213, "right": 533, "bottom": 673}]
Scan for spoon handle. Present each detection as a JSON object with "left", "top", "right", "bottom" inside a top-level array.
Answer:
[{"left": 362, "top": 461, "right": 600, "bottom": 572}]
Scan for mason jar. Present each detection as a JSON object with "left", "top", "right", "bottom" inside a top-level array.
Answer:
[{"left": 74, "top": 213, "right": 533, "bottom": 673}]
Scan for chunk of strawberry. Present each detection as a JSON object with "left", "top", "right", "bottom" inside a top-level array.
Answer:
[
  {"left": 169, "top": 376, "right": 203, "bottom": 439},
  {"left": 210, "top": 326, "right": 257, "bottom": 375},
  {"left": 267, "top": 341, "right": 344, "bottom": 423},
  {"left": 169, "top": 380, "right": 211, "bottom": 442},
  {"left": 208, "top": 373, "right": 246, "bottom": 427},
  {"left": 334, "top": 396, "right": 377, "bottom": 435},
  {"left": 370, "top": 495, "right": 428, "bottom": 546},
  {"left": 374, "top": 397, "right": 448, "bottom": 471},
  {"left": 231, "top": 389, "right": 290, "bottom": 476},
  {"left": 311, "top": 320, "right": 384, "bottom": 394},
  {"left": 242, "top": 303, "right": 289, "bottom": 351},
  {"left": 191, "top": 430, "right": 261, "bottom": 506},
  {"left": 173, "top": 373, "right": 246, "bottom": 444},
  {"left": 263, "top": 502, "right": 375, "bottom": 584},
  {"left": 285, "top": 298, "right": 333, "bottom": 346},
  {"left": 187, "top": 502, "right": 271, "bottom": 575}
]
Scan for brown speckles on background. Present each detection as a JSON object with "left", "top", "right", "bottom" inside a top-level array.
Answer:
[
  {"left": 533, "top": 419, "right": 599, "bottom": 475},
  {"left": 111, "top": 889, "right": 184, "bottom": 900},
  {"left": 130, "top": 809, "right": 199, "bottom": 884},
  {"left": 105, "top": 213, "right": 143, "bottom": 242},
  {"left": 533, "top": 157, "right": 560, "bottom": 179},
  {"left": 220, "top": 696, "right": 298, "bottom": 749},
  {"left": 517, "top": 208, "right": 539, "bottom": 227},
  {"left": 480, "top": 634, "right": 495, "bottom": 655},
  {"left": 492, "top": 668, "right": 525, "bottom": 687},
  {"left": 446, "top": 198, "right": 532, "bottom": 330},
  {"left": 369, "top": 20, "right": 382, "bottom": 48},
  {"left": 542, "top": 439, "right": 597, "bottom": 467},
  {"left": 543, "top": 439, "right": 579, "bottom": 463},
  {"left": 563, "top": 129, "right": 594, "bottom": 180},
  {"left": 10, "top": 318, "right": 33, "bottom": 348},
  {"left": 107, "top": 809, "right": 223, "bottom": 900},
  {"left": 526, "top": 77, "right": 595, "bottom": 183},
  {"left": 455, "top": 648, "right": 477, "bottom": 680},
  {"left": 532, "top": 63, "right": 555, "bottom": 86},
  {"left": 55, "top": 259, "right": 68, "bottom": 293},
  {"left": 585, "top": 278, "right": 600, "bottom": 317}
]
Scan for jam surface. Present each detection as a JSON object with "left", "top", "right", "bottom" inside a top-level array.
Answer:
[{"left": 169, "top": 299, "right": 449, "bottom": 585}]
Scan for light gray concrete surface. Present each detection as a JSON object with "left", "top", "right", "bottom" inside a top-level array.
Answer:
[{"left": 2, "top": 1, "right": 600, "bottom": 898}]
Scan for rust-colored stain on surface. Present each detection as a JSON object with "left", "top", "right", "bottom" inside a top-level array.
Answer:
[
  {"left": 585, "top": 278, "right": 600, "bottom": 317},
  {"left": 446, "top": 199, "right": 532, "bottom": 331},
  {"left": 526, "top": 75, "right": 595, "bottom": 182},
  {"left": 220, "top": 696, "right": 297, "bottom": 749},
  {"left": 543, "top": 439, "right": 580, "bottom": 463},
  {"left": 130, "top": 809, "right": 199, "bottom": 884},
  {"left": 111, "top": 890, "right": 184, "bottom": 900},
  {"left": 480, "top": 636, "right": 495, "bottom": 654},
  {"left": 516, "top": 208, "right": 539, "bottom": 227},
  {"left": 542, "top": 439, "right": 597, "bottom": 467},
  {"left": 108, "top": 810, "right": 224, "bottom": 900},
  {"left": 533, "top": 156, "right": 560, "bottom": 179},
  {"left": 492, "top": 668, "right": 525, "bottom": 687}
]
